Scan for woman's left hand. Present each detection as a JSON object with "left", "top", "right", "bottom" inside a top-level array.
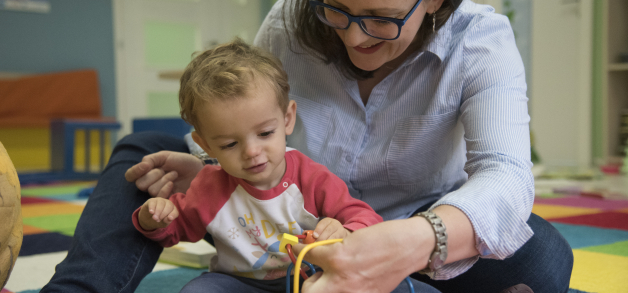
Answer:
[{"left": 293, "top": 217, "right": 435, "bottom": 293}]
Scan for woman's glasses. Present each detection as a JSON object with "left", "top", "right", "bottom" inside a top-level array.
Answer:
[{"left": 309, "top": 0, "right": 423, "bottom": 41}]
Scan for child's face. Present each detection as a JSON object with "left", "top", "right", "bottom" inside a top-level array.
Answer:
[{"left": 192, "top": 79, "right": 296, "bottom": 190}]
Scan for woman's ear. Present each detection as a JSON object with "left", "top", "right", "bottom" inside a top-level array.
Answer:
[
  {"left": 428, "top": 0, "right": 445, "bottom": 13},
  {"left": 284, "top": 100, "right": 297, "bottom": 136},
  {"left": 191, "top": 131, "right": 216, "bottom": 158}
]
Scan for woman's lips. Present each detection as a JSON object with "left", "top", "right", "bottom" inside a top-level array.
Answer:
[
  {"left": 246, "top": 162, "right": 267, "bottom": 174},
  {"left": 353, "top": 41, "right": 385, "bottom": 54}
]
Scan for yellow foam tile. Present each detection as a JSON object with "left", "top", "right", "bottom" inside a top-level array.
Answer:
[
  {"left": 570, "top": 249, "right": 628, "bottom": 293},
  {"left": 21, "top": 202, "right": 84, "bottom": 218},
  {"left": 532, "top": 204, "right": 601, "bottom": 220},
  {"left": 22, "top": 224, "right": 49, "bottom": 235}
]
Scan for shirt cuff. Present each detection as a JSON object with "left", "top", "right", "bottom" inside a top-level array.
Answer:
[{"left": 425, "top": 185, "right": 534, "bottom": 279}]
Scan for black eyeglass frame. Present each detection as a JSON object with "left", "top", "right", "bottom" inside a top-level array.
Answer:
[{"left": 308, "top": 0, "right": 424, "bottom": 41}]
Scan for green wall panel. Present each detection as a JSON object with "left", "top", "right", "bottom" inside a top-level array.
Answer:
[
  {"left": 148, "top": 92, "right": 180, "bottom": 117},
  {"left": 144, "top": 21, "right": 199, "bottom": 69}
]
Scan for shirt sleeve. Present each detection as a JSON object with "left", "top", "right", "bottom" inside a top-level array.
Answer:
[
  {"left": 306, "top": 167, "right": 384, "bottom": 231},
  {"left": 427, "top": 14, "right": 535, "bottom": 280}
]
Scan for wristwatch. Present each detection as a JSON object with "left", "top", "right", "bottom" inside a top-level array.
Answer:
[
  {"left": 193, "top": 152, "right": 218, "bottom": 166},
  {"left": 414, "top": 211, "right": 448, "bottom": 274}
]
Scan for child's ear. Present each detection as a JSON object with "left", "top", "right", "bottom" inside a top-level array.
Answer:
[
  {"left": 191, "top": 131, "right": 216, "bottom": 158},
  {"left": 284, "top": 100, "right": 297, "bottom": 136}
]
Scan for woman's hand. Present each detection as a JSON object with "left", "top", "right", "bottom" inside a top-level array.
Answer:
[
  {"left": 294, "top": 218, "right": 435, "bottom": 293},
  {"left": 125, "top": 151, "right": 204, "bottom": 198}
]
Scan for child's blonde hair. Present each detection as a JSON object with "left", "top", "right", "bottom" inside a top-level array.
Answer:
[{"left": 179, "top": 38, "right": 290, "bottom": 130}]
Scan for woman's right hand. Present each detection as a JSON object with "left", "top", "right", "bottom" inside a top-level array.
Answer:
[{"left": 125, "top": 151, "right": 204, "bottom": 198}]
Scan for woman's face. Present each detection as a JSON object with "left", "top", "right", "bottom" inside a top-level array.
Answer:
[{"left": 324, "top": 0, "right": 431, "bottom": 72}]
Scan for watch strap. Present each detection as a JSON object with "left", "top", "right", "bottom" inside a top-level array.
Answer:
[{"left": 415, "top": 211, "right": 448, "bottom": 274}]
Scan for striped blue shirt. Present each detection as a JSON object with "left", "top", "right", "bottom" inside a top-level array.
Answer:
[{"left": 252, "top": 0, "right": 534, "bottom": 280}]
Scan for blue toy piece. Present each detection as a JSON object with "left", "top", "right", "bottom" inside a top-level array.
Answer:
[
  {"left": 132, "top": 118, "right": 192, "bottom": 138},
  {"left": 19, "top": 119, "right": 121, "bottom": 185}
]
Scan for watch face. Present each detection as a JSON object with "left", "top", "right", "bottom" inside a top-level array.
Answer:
[{"left": 431, "top": 252, "right": 446, "bottom": 270}]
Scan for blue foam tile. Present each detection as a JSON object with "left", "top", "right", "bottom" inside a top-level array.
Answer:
[
  {"left": 552, "top": 223, "right": 628, "bottom": 249},
  {"left": 135, "top": 267, "right": 207, "bottom": 293},
  {"left": 19, "top": 232, "right": 73, "bottom": 256}
]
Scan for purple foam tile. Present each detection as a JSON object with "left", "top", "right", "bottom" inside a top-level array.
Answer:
[{"left": 534, "top": 196, "right": 628, "bottom": 211}]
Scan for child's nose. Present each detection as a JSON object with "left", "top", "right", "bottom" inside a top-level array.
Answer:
[{"left": 244, "top": 142, "right": 262, "bottom": 158}]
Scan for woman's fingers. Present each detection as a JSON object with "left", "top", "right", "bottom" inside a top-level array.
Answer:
[
  {"left": 146, "top": 171, "right": 177, "bottom": 197},
  {"left": 125, "top": 161, "right": 152, "bottom": 182},
  {"left": 135, "top": 168, "right": 164, "bottom": 191},
  {"left": 157, "top": 181, "right": 174, "bottom": 199}
]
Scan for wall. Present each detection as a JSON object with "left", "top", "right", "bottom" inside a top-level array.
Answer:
[
  {"left": 0, "top": 0, "right": 116, "bottom": 118},
  {"left": 530, "top": 0, "right": 593, "bottom": 167}
]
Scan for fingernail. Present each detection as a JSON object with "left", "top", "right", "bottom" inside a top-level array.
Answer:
[{"left": 313, "top": 232, "right": 319, "bottom": 238}]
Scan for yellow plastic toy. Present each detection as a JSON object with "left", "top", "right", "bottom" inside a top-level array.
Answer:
[{"left": 0, "top": 141, "right": 23, "bottom": 288}]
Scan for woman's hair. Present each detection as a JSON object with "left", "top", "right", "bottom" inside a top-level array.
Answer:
[
  {"left": 179, "top": 38, "right": 290, "bottom": 130},
  {"left": 283, "top": 0, "right": 463, "bottom": 80}
]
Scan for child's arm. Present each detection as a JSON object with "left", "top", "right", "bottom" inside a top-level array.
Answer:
[{"left": 138, "top": 197, "right": 179, "bottom": 231}]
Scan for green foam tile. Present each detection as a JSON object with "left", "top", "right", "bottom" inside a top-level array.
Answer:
[
  {"left": 21, "top": 183, "right": 94, "bottom": 197},
  {"left": 581, "top": 240, "right": 628, "bottom": 257},
  {"left": 22, "top": 214, "right": 81, "bottom": 236}
]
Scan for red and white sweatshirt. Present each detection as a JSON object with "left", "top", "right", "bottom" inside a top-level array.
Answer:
[{"left": 133, "top": 148, "right": 382, "bottom": 280}]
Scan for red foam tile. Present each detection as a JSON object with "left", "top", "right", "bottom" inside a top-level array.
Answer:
[
  {"left": 21, "top": 196, "right": 59, "bottom": 205},
  {"left": 550, "top": 212, "right": 628, "bottom": 231},
  {"left": 534, "top": 196, "right": 628, "bottom": 211}
]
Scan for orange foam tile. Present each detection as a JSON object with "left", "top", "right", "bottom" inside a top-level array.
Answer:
[
  {"left": 532, "top": 204, "right": 601, "bottom": 220},
  {"left": 618, "top": 207, "right": 628, "bottom": 214},
  {"left": 570, "top": 249, "right": 628, "bottom": 293},
  {"left": 22, "top": 224, "right": 49, "bottom": 235},
  {"left": 21, "top": 202, "right": 84, "bottom": 218}
]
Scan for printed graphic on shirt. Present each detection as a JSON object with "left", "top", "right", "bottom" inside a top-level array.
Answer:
[{"left": 208, "top": 184, "right": 319, "bottom": 280}]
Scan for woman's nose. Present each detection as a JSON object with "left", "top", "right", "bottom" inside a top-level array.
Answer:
[{"left": 342, "top": 22, "right": 371, "bottom": 47}]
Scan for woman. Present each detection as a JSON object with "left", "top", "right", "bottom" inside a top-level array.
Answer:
[{"left": 42, "top": 0, "right": 573, "bottom": 292}]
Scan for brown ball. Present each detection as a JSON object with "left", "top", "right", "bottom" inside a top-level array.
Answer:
[{"left": 0, "top": 141, "right": 23, "bottom": 288}]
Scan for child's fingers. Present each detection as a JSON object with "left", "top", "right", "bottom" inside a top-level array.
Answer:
[
  {"left": 147, "top": 199, "right": 157, "bottom": 214},
  {"left": 153, "top": 198, "right": 166, "bottom": 222},
  {"left": 314, "top": 218, "right": 339, "bottom": 241},
  {"left": 162, "top": 207, "right": 179, "bottom": 225},
  {"left": 159, "top": 202, "right": 175, "bottom": 222}
]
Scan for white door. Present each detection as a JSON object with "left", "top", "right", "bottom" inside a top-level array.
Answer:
[
  {"left": 113, "top": 0, "right": 263, "bottom": 136},
  {"left": 530, "top": 0, "right": 593, "bottom": 167}
]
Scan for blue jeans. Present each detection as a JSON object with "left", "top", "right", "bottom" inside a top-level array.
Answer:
[{"left": 42, "top": 132, "right": 572, "bottom": 293}]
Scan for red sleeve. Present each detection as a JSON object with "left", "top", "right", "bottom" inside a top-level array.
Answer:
[
  {"left": 293, "top": 152, "right": 383, "bottom": 231},
  {"left": 132, "top": 165, "right": 236, "bottom": 247}
]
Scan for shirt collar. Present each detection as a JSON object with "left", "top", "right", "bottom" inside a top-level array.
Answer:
[{"left": 403, "top": 10, "right": 455, "bottom": 66}]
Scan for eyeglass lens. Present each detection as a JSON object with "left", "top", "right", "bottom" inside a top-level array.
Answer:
[{"left": 315, "top": 6, "right": 399, "bottom": 40}]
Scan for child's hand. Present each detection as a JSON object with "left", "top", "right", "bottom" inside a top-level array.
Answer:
[
  {"left": 313, "top": 218, "right": 350, "bottom": 241},
  {"left": 138, "top": 197, "right": 179, "bottom": 231}
]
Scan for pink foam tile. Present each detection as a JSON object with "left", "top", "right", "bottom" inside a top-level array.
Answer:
[
  {"left": 550, "top": 212, "right": 628, "bottom": 231},
  {"left": 1, "top": 288, "right": 14, "bottom": 293},
  {"left": 534, "top": 196, "right": 628, "bottom": 211},
  {"left": 20, "top": 197, "right": 59, "bottom": 205}
]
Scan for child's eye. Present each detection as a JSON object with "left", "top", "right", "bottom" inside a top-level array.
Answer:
[
  {"left": 220, "top": 141, "right": 237, "bottom": 150},
  {"left": 260, "top": 130, "right": 275, "bottom": 137}
]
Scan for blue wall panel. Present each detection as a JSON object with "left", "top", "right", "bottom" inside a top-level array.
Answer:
[{"left": 0, "top": 0, "right": 116, "bottom": 118}]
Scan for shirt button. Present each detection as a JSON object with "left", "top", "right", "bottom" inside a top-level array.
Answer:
[
  {"left": 283, "top": 182, "right": 289, "bottom": 188},
  {"left": 345, "top": 155, "right": 353, "bottom": 162}
]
